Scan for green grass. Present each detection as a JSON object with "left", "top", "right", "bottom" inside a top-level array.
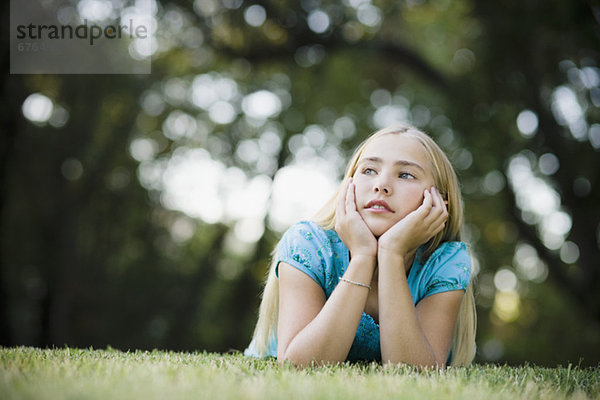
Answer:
[{"left": 1, "top": 347, "right": 599, "bottom": 399}]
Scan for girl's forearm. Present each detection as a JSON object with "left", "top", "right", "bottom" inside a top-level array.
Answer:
[
  {"left": 281, "top": 255, "right": 376, "bottom": 367},
  {"left": 377, "top": 251, "right": 441, "bottom": 368}
]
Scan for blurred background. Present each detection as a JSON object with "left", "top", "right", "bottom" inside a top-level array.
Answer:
[{"left": 1, "top": 0, "right": 599, "bottom": 367}]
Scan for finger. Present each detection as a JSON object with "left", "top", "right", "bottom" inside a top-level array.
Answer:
[
  {"left": 435, "top": 187, "right": 449, "bottom": 219},
  {"left": 432, "top": 194, "right": 446, "bottom": 219},
  {"left": 420, "top": 190, "right": 442, "bottom": 232},
  {"left": 431, "top": 220, "right": 446, "bottom": 237},
  {"left": 411, "top": 189, "right": 432, "bottom": 221},
  {"left": 429, "top": 188, "right": 448, "bottom": 221},
  {"left": 424, "top": 215, "right": 445, "bottom": 237},
  {"left": 337, "top": 178, "right": 350, "bottom": 217},
  {"left": 430, "top": 192, "right": 449, "bottom": 233},
  {"left": 422, "top": 189, "right": 433, "bottom": 210},
  {"left": 431, "top": 187, "right": 441, "bottom": 210},
  {"left": 438, "top": 189, "right": 448, "bottom": 211},
  {"left": 346, "top": 179, "right": 357, "bottom": 213}
]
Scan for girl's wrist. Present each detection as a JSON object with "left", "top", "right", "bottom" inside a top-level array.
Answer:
[
  {"left": 347, "top": 253, "right": 377, "bottom": 275},
  {"left": 348, "top": 243, "right": 378, "bottom": 259},
  {"left": 349, "top": 253, "right": 377, "bottom": 265},
  {"left": 377, "top": 246, "right": 409, "bottom": 259},
  {"left": 377, "top": 248, "right": 416, "bottom": 273},
  {"left": 377, "top": 248, "right": 408, "bottom": 261}
]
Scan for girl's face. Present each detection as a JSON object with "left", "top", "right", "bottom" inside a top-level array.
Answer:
[{"left": 352, "top": 134, "right": 436, "bottom": 237}]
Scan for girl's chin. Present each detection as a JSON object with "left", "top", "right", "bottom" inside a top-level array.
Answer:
[
  {"left": 366, "top": 223, "right": 393, "bottom": 238},
  {"left": 361, "top": 213, "right": 402, "bottom": 237}
]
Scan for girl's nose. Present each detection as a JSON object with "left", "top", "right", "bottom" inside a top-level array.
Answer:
[{"left": 373, "top": 178, "right": 392, "bottom": 195}]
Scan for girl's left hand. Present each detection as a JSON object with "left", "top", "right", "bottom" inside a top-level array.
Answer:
[{"left": 378, "top": 187, "right": 448, "bottom": 259}]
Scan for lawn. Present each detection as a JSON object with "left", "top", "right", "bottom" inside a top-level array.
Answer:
[{"left": 0, "top": 347, "right": 598, "bottom": 399}]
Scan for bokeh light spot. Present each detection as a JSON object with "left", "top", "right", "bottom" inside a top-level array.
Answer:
[
  {"left": 494, "top": 268, "right": 518, "bottom": 292},
  {"left": 516, "top": 109, "right": 538, "bottom": 138},
  {"left": 307, "top": 10, "right": 330, "bottom": 34},
  {"left": 560, "top": 241, "right": 580, "bottom": 264},
  {"left": 244, "top": 5, "right": 266, "bottom": 27},
  {"left": 242, "top": 90, "right": 282, "bottom": 120},
  {"left": 22, "top": 93, "right": 54, "bottom": 124},
  {"left": 493, "top": 290, "right": 521, "bottom": 323},
  {"left": 538, "top": 153, "right": 559, "bottom": 175}
]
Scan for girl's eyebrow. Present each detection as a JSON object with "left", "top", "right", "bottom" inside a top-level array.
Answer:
[{"left": 360, "top": 156, "right": 425, "bottom": 172}]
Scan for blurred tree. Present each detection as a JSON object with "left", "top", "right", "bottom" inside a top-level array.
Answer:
[
  {"left": 1, "top": 0, "right": 598, "bottom": 366},
  {"left": 1, "top": 0, "right": 15, "bottom": 345},
  {"left": 443, "top": 0, "right": 600, "bottom": 364}
]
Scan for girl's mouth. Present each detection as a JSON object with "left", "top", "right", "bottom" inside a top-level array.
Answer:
[{"left": 365, "top": 200, "right": 394, "bottom": 213}]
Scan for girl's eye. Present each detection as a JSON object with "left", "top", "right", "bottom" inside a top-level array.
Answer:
[
  {"left": 399, "top": 172, "right": 415, "bottom": 179},
  {"left": 363, "top": 168, "right": 376, "bottom": 175}
]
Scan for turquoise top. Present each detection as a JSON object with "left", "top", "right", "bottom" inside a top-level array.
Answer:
[{"left": 244, "top": 220, "right": 471, "bottom": 362}]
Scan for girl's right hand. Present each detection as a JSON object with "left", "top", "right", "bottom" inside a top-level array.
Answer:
[{"left": 335, "top": 178, "right": 378, "bottom": 258}]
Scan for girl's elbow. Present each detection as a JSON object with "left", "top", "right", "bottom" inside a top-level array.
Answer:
[
  {"left": 277, "top": 348, "right": 292, "bottom": 366},
  {"left": 277, "top": 355, "right": 312, "bottom": 368},
  {"left": 277, "top": 352, "right": 296, "bottom": 367},
  {"left": 277, "top": 355, "right": 289, "bottom": 367},
  {"left": 278, "top": 348, "right": 334, "bottom": 368},
  {"left": 277, "top": 349, "right": 306, "bottom": 368}
]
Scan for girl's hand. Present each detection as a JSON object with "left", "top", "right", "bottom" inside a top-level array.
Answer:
[
  {"left": 335, "top": 178, "right": 378, "bottom": 258},
  {"left": 378, "top": 187, "right": 448, "bottom": 259}
]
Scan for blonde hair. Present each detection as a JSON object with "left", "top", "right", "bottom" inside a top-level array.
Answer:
[{"left": 250, "top": 124, "right": 476, "bottom": 366}]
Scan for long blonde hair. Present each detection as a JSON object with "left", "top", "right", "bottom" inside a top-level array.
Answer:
[{"left": 250, "top": 125, "right": 477, "bottom": 366}]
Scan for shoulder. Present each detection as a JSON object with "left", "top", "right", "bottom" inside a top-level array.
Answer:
[
  {"left": 276, "top": 221, "right": 340, "bottom": 287},
  {"left": 427, "top": 242, "right": 470, "bottom": 269},
  {"left": 279, "top": 220, "right": 331, "bottom": 249},
  {"left": 414, "top": 241, "right": 471, "bottom": 299}
]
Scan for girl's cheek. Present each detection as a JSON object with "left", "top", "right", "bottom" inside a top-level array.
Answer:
[
  {"left": 409, "top": 187, "right": 426, "bottom": 208},
  {"left": 352, "top": 176, "right": 367, "bottom": 191}
]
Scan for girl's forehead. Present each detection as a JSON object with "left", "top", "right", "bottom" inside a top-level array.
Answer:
[{"left": 360, "top": 134, "right": 429, "bottom": 162}]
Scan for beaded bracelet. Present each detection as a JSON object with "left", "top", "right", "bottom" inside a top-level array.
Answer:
[{"left": 339, "top": 276, "right": 372, "bottom": 290}]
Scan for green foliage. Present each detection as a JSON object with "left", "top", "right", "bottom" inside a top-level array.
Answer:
[
  {"left": 1, "top": 0, "right": 599, "bottom": 367},
  {"left": 1, "top": 347, "right": 599, "bottom": 400}
]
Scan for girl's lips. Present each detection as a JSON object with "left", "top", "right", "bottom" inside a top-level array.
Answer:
[{"left": 364, "top": 200, "right": 394, "bottom": 212}]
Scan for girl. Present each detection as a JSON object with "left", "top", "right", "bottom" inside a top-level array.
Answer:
[{"left": 245, "top": 125, "right": 476, "bottom": 368}]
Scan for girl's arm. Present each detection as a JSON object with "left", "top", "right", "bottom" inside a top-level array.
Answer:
[
  {"left": 378, "top": 251, "right": 464, "bottom": 367},
  {"left": 377, "top": 188, "right": 463, "bottom": 368},
  {"left": 277, "top": 254, "right": 375, "bottom": 366},
  {"left": 277, "top": 179, "right": 377, "bottom": 367}
]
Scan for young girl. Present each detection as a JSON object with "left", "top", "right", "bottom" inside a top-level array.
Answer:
[{"left": 245, "top": 125, "right": 476, "bottom": 368}]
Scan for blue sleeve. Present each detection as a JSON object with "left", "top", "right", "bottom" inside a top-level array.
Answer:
[
  {"left": 275, "top": 221, "right": 327, "bottom": 289},
  {"left": 422, "top": 242, "right": 471, "bottom": 298}
]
